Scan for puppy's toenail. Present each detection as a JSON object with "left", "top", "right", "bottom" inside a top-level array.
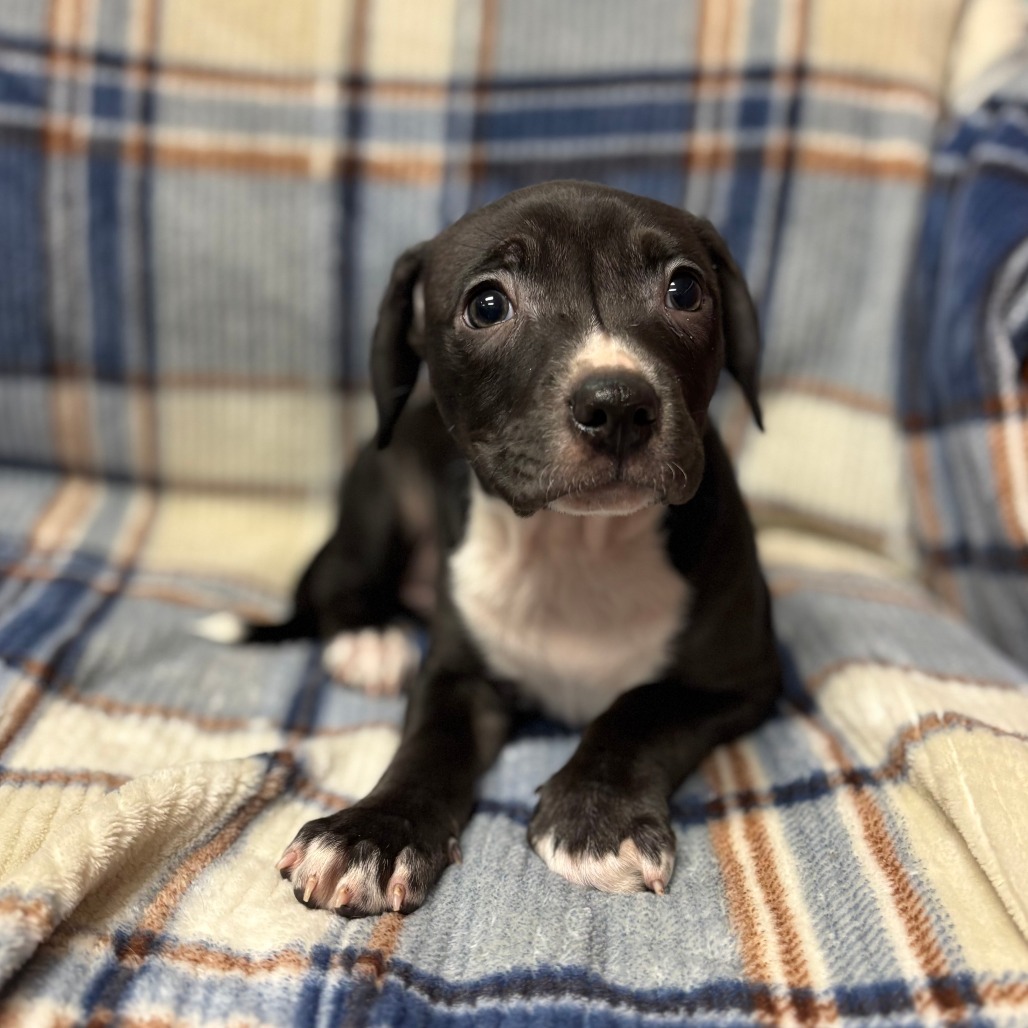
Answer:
[
  {"left": 645, "top": 869, "right": 669, "bottom": 895},
  {"left": 276, "top": 847, "right": 301, "bottom": 874},
  {"left": 391, "top": 884, "right": 406, "bottom": 912}
]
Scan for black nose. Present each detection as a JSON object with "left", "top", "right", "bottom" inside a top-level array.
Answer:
[{"left": 570, "top": 372, "right": 660, "bottom": 456}]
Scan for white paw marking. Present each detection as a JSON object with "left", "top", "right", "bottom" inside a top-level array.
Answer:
[
  {"left": 533, "top": 833, "right": 674, "bottom": 894},
  {"left": 278, "top": 839, "right": 418, "bottom": 914},
  {"left": 193, "top": 611, "right": 246, "bottom": 644},
  {"left": 322, "top": 627, "right": 420, "bottom": 696}
]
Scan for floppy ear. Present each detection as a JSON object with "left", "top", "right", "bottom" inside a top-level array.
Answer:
[
  {"left": 695, "top": 220, "right": 764, "bottom": 430},
  {"left": 369, "top": 242, "right": 427, "bottom": 448}
]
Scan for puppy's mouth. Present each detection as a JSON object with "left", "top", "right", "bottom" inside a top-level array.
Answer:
[
  {"left": 497, "top": 461, "right": 698, "bottom": 518},
  {"left": 546, "top": 482, "right": 660, "bottom": 517}
]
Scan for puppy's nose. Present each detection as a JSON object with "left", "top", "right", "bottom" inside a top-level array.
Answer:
[{"left": 570, "top": 372, "right": 659, "bottom": 456}]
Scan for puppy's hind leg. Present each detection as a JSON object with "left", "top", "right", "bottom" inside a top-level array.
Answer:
[
  {"left": 321, "top": 625, "right": 421, "bottom": 698},
  {"left": 302, "top": 443, "right": 428, "bottom": 696},
  {"left": 196, "top": 442, "right": 424, "bottom": 696}
]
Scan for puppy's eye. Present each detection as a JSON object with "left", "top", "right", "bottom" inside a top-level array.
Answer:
[
  {"left": 464, "top": 286, "right": 514, "bottom": 329},
  {"left": 665, "top": 269, "right": 702, "bottom": 312}
]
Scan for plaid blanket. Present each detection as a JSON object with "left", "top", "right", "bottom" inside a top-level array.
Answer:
[
  {"left": 1, "top": 1, "right": 1027, "bottom": 1024},
  {"left": 2, "top": 477, "right": 1027, "bottom": 1024}
]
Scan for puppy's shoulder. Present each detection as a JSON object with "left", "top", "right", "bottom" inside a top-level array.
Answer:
[
  {"left": 663, "top": 424, "right": 756, "bottom": 582},
  {"left": 376, "top": 398, "right": 454, "bottom": 472},
  {"left": 378, "top": 399, "right": 469, "bottom": 550}
]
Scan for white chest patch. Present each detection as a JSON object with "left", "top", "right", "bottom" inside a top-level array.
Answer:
[{"left": 449, "top": 487, "right": 690, "bottom": 726}]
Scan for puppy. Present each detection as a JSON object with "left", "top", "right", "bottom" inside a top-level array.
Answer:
[{"left": 201, "top": 181, "right": 781, "bottom": 916}]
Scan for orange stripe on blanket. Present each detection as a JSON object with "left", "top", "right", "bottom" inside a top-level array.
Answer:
[
  {"left": 466, "top": 0, "right": 500, "bottom": 185},
  {"left": 726, "top": 742, "right": 840, "bottom": 1026},
  {"left": 759, "top": 376, "right": 893, "bottom": 415},
  {"left": 906, "top": 433, "right": 944, "bottom": 546},
  {"left": 353, "top": 913, "right": 405, "bottom": 983},
  {"left": 0, "top": 894, "right": 56, "bottom": 937},
  {"left": 811, "top": 720, "right": 966, "bottom": 1021},
  {"left": 769, "top": 573, "right": 937, "bottom": 610},
  {"left": 705, "top": 750, "right": 786, "bottom": 1025},
  {"left": 19, "top": 115, "right": 930, "bottom": 186},
  {"left": 988, "top": 416, "right": 1028, "bottom": 548},
  {"left": 158, "top": 940, "right": 312, "bottom": 977},
  {"left": 979, "top": 978, "right": 1028, "bottom": 1010},
  {"left": 0, "top": 564, "right": 277, "bottom": 618}
]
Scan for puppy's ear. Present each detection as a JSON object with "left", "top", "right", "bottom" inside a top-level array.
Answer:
[
  {"left": 370, "top": 242, "right": 428, "bottom": 448},
  {"left": 695, "top": 220, "right": 764, "bottom": 430}
]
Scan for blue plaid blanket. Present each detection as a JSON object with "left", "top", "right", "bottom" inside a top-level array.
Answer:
[{"left": 1, "top": 2, "right": 1027, "bottom": 1024}]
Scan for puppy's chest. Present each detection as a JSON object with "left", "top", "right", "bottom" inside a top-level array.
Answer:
[{"left": 449, "top": 493, "right": 690, "bottom": 725}]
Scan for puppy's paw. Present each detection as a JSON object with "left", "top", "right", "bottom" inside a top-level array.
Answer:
[
  {"left": 193, "top": 611, "right": 246, "bottom": 644},
  {"left": 276, "top": 801, "right": 461, "bottom": 917},
  {"left": 528, "top": 775, "right": 675, "bottom": 895},
  {"left": 322, "top": 627, "right": 420, "bottom": 696}
]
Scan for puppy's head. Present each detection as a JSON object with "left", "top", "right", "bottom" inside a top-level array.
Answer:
[{"left": 371, "top": 181, "right": 762, "bottom": 517}]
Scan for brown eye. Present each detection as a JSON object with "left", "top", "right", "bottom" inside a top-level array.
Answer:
[
  {"left": 665, "top": 269, "right": 702, "bottom": 312},
  {"left": 464, "top": 286, "right": 514, "bottom": 328}
]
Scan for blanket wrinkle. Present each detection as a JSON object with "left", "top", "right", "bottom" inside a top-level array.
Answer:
[{"left": 0, "top": 755, "right": 283, "bottom": 983}]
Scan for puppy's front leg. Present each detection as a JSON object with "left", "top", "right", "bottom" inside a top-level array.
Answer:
[
  {"left": 529, "top": 680, "right": 776, "bottom": 895},
  {"left": 279, "top": 664, "right": 510, "bottom": 916}
]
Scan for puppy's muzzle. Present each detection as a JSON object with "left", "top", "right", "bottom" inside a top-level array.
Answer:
[{"left": 569, "top": 371, "right": 660, "bottom": 459}]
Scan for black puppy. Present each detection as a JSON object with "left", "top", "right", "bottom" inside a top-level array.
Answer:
[{"left": 200, "top": 181, "right": 780, "bottom": 916}]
